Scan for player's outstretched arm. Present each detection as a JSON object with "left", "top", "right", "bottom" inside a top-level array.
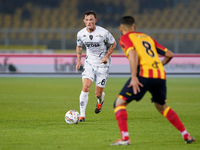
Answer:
[
  {"left": 76, "top": 45, "right": 82, "bottom": 73},
  {"left": 101, "top": 41, "right": 117, "bottom": 64},
  {"left": 162, "top": 49, "right": 174, "bottom": 66}
]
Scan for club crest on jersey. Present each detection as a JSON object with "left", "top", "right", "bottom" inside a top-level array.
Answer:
[{"left": 89, "top": 35, "right": 93, "bottom": 40}]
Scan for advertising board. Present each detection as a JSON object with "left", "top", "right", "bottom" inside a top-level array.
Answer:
[{"left": 0, "top": 54, "right": 200, "bottom": 74}]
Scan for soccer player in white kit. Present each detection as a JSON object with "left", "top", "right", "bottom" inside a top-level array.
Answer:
[{"left": 76, "top": 10, "right": 116, "bottom": 122}]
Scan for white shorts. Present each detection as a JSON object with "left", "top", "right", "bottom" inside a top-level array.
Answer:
[{"left": 82, "top": 61, "right": 109, "bottom": 88}]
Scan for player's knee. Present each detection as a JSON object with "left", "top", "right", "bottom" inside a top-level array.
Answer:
[
  {"left": 82, "top": 84, "right": 90, "bottom": 92},
  {"left": 154, "top": 103, "right": 167, "bottom": 113},
  {"left": 114, "top": 97, "right": 128, "bottom": 108}
]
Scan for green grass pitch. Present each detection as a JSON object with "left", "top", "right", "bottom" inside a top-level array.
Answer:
[{"left": 0, "top": 77, "right": 200, "bottom": 150}]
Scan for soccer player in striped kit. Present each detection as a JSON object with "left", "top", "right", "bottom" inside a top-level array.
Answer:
[{"left": 111, "top": 16, "right": 195, "bottom": 146}]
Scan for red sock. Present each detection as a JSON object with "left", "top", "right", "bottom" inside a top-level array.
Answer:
[
  {"left": 161, "top": 107, "right": 185, "bottom": 132},
  {"left": 114, "top": 105, "right": 129, "bottom": 141}
]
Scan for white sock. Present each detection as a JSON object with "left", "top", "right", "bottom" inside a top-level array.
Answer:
[
  {"left": 181, "top": 130, "right": 188, "bottom": 138},
  {"left": 79, "top": 91, "right": 89, "bottom": 118},
  {"left": 97, "top": 92, "right": 105, "bottom": 103},
  {"left": 121, "top": 131, "right": 129, "bottom": 141}
]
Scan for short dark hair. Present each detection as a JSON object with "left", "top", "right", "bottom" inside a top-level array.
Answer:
[
  {"left": 120, "top": 16, "right": 135, "bottom": 25},
  {"left": 83, "top": 10, "right": 97, "bottom": 19}
]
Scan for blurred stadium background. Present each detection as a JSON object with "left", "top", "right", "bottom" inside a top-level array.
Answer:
[{"left": 0, "top": 0, "right": 200, "bottom": 53}]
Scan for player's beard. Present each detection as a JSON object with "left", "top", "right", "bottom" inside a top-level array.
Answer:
[{"left": 89, "top": 27, "right": 94, "bottom": 32}]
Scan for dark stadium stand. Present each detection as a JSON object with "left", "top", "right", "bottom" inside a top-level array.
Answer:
[{"left": 0, "top": 0, "right": 199, "bottom": 45}]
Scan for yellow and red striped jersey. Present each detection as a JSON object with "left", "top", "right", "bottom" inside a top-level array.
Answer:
[{"left": 119, "top": 31, "right": 168, "bottom": 80}]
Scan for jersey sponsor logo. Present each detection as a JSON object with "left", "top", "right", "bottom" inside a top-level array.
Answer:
[
  {"left": 152, "top": 61, "right": 160, "bottom": 68},
  {"left": 84, "top": 42, "right": 100, "bottom": 48},
  {"left": 83, "top": 35, "right": 86, "bottom": 37},
  {"left": 96, "top": 34, "right": 103, "bottom": 38}
]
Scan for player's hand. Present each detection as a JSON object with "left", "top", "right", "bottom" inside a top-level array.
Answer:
[
  {"left": 101, "top": 56, "right": 108, "bottom": 64},
  {"left": 76, "top": 61, "right": 81, "bottom": 73},
  {"left": 127, "top": 77, "right": 143, "bottom": 94}
]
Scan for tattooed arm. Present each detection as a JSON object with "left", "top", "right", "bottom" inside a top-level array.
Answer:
[
  {"left": 101, "top": 41, "right": 117, "bottom": 64},
  {"left": 76, "top": 45, "right": 82, "bottom": 73}
]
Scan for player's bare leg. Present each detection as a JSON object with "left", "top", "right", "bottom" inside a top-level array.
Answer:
[
  {"left": 111, "top": 98, "right": 130, "bottom": 146},
  {"left": 95, "top": 86, "right": 104, "bottom": 103},
  {"left": 94, "top": 86, "right": 105, "bottom": 114},
  {"left": 79, "top": 78, "right": 92, "bottom": 122},
  {"left": 154, "top": 103, "right": 195, "bottom": 143}
]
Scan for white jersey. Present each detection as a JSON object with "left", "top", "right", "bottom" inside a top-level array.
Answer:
[{"left": 77, "top": 26, "right": 115, "bottom": 66}]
